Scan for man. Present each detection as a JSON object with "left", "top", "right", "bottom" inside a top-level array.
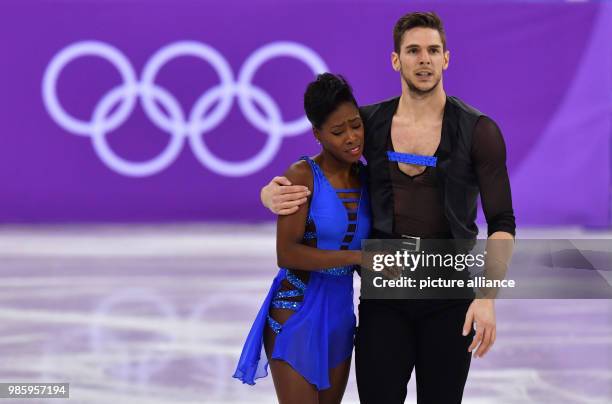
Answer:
[{"left": 260, "top": 12, "right": 515, "bottom": 403}]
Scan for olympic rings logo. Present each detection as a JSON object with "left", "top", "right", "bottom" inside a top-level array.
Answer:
[{"left": 42, "top": 40, "right": 328, "bottom": 177}]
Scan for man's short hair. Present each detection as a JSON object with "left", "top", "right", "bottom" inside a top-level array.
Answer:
[{"left": 393, "top": 12, "right": 447, "bottom": 53}]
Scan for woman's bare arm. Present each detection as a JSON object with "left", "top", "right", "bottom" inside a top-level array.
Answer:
[{"left": 275, "top": 160, "right": 361, "bottom": 271}]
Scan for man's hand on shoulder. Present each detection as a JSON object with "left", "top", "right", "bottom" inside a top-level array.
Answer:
[{"left": 260, "top": 172, "right": 311, "bottom": 215}]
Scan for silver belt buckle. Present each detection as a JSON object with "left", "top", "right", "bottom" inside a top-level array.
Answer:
[{"left": 400, "top": 235, "right": 421, "bottom": 251}]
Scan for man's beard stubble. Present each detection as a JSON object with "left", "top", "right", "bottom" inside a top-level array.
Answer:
[{"left": 402, "top": 70, "right": 441, "bottom": 97}]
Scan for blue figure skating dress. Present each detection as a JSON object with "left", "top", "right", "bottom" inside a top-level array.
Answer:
[{"left": 233, "top": 156, "right": 371, "bottom": 390}]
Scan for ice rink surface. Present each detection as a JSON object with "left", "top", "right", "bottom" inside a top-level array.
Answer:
[{"left": 0, "top": 224, "right": 610, "bottom": 403}]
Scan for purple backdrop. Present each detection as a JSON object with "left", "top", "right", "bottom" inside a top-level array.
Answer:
[{"left": 1, "top": 0, "right": 610, "bottom": 226}]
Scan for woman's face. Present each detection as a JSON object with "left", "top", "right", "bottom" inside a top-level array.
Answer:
[{"left": 315, "top": 102, "right": 364, "bottom": 164}]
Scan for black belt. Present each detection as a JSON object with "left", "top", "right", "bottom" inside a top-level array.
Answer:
[{"left": 370, "top": 229, "right": 457, "bottom": 253}]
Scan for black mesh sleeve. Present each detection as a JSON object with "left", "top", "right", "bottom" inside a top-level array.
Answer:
[{"left": 471, "top": 116, "right": 516, "bottom": 237}]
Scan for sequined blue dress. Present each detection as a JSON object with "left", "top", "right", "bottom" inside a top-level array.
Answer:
[{"left": 233, "top": 156, "right": 371, "bottom": 390}]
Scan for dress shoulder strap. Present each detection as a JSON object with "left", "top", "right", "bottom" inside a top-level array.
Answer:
[{"left": 299, "top": 156, "right": 324, "bottom": 181}]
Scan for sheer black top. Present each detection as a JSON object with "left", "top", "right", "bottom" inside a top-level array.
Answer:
[{"left": 388, "top": 116, "right": 515, "bottom": 238}]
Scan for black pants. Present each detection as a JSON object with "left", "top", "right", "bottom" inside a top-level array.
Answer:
[{"left": 355, "top": 298, "right": 475, "bottom": 404}]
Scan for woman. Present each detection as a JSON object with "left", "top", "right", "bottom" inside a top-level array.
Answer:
[{"left": 233, "top": 73, "right": 371, "bottom": 404}]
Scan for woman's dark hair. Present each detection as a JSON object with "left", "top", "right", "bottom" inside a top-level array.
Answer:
[{"left": 304, "top": 73, "right": 357, "bottom": 129}]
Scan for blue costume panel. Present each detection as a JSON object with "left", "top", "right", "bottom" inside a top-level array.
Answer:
[{"left": 233, "top": 157, "right": 371, "bottom": 390}]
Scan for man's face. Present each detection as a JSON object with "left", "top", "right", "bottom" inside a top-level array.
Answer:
[{"left": 391, "top": 27, "right": 449, "bottom": 95}]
